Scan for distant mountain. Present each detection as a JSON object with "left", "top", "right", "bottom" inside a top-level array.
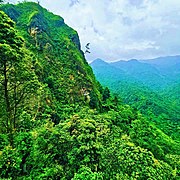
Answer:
[
  {"left": 92, "top": 56, "right": 180, "bottom": 91},
  {"left": 140, "top": 55, "right": 180, "bottom": 83},
  {"left": 112, "top": 59, "right": 165, "bottom": 90},
  {"left": 140, "top": 55, "right": 180, "bottom": 69},
  {"left": 91, "top": 57, "right": 180, "bottom": 141},
  {"left": 91, "top": 58, "right": 135, "bottom": 84}
]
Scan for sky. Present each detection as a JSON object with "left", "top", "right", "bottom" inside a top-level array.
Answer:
[{"left": 8, "top": 0, "right": 180, "bottom": 62}]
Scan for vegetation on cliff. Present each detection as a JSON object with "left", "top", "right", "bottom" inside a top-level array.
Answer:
[{"left": 0, "top": 2, "right": 179, "bottom": 179}]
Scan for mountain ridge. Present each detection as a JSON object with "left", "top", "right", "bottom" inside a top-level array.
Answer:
[
  {"left": 0, "top": 2, "right": 179, "bottom": 179},
  {"left": 91, "top": 56, "right": 180, "bottom": 141},
  {"left": 91, "top": 55, "right": 180, "bottom": 91}
]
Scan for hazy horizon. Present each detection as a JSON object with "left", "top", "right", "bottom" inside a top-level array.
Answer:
[{"left": 90, "top": 54, "right": 180, "bottom": 64}]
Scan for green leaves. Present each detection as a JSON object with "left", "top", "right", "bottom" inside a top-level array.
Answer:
[
  {"left": 73, "top": 166, "right": 103, "bottom": 180},
  {"left": 0, "top": 10, "right": 41, "bottom": 138},
  {"left": 0, "top": 3, "right": 179, "bottom": 180}
]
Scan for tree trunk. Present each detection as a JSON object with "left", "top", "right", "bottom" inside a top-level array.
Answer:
[
  {"left": 3, "top": 62, "right": 11, "bottom": 131},
  {"left": 13, "top": 83, "right": 17, "bottom": 129},
  {"left": 3, "top": 61, "right": 14, "bottom": 145}
]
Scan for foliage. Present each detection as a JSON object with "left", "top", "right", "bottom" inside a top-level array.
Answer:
[
  {"left": 91, "top": 58, "right": 180, "bottom": 142},
  {"left": 0, "top": 2, "right": 179, "bottom": 180},
  {"left": 0, "top": 10, "right": 40, "bottom": 139}
]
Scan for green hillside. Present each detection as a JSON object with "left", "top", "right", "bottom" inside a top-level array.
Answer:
[
  {"left": 0, "top": 2, "right": 179, "bottom": 179},
  {"left": 110, "top": 57, "right": 180, "bottom": 91},
  {"left": 1, "top": 2, "right": 102, "bottom": 113},
  {"left": 91, "top": 59, "right": 180, "bottom": 142}
]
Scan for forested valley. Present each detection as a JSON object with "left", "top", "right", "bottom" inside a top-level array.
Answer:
[
  {"left": 91, "top": 58, "right": 180, "bottom": 142},
  {"left": 0, "top": 1, "right": 179, "bottom": 179}
]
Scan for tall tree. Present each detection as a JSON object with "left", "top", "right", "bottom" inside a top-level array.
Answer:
[{"left": 0, "top": 11, "right": 39, "bottom": 136}]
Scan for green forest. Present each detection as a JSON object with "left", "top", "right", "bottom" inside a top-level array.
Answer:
[
  {"left": 0, "top": 1, "right": 179, "bottom": 179},
  {"left": 91, "top": 59, "right": 180, "bottom": 142}
]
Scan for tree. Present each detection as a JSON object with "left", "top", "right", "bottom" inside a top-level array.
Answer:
[
  {"left": 89, "top": 91, "right": 99, "bottom": 109},
  {"left": 102, "top": 87, "right": 110, "bottom": 102},
  {"left": 0, "top": 11, "right": 39, "bottom": 136}
]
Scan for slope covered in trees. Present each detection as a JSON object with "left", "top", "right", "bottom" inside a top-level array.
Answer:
[
  {"left": 1, "top": 2, "right": 102, "bottom": 112},
  {"left": 91, "top": 58, "right": 180, "bottom": 142},
  {"left": 0, "top": 2, "right": 179, "bottom": 179}
]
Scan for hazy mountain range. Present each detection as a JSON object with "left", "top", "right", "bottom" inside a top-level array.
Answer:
[
  {"left": 91, "top": 56, "right": 180, "bottom": 140},
  {"left": 91, "top": 55, "right": 180, "bottom": 91}
]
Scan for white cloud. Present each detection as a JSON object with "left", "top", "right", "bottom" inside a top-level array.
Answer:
[{"left": 8, "top": 0, "right": 180, "bottom": 61}]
